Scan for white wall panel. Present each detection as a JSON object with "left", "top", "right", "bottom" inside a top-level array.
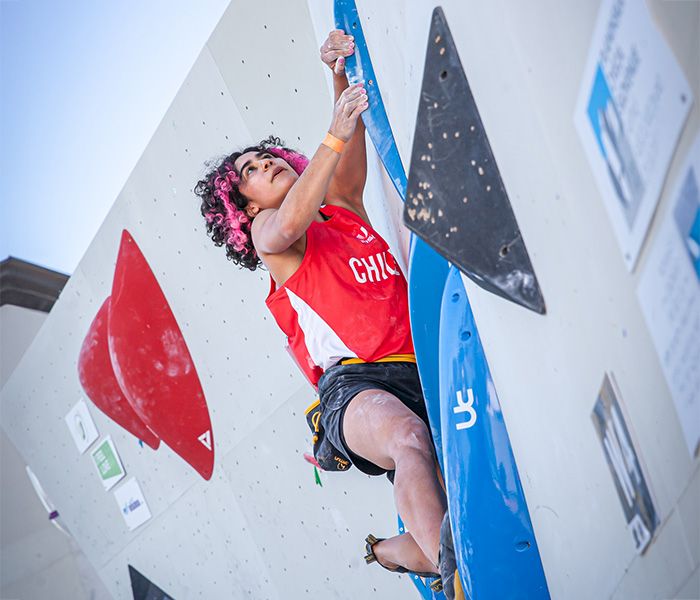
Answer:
[
  {"left": 207, "top": 0, "right": 330, "bottom": 156},
  {"left": 1, "top": 1, "right": 698, "bottom": 599},
  {"left": 675, "top": 566, "right": 700, "bottom": 600},
  {"left": 96, "top": 470, "right": 278, "bottom": 600},
  {"left": 219, "top": 385, "right": 413, "bottom": 599},
  {"left": 0, "top": 305, "right": 47, "bottom": 387},
  {"left": 1, "top": 1, "right": 409, "bottom": 597},
  {"left": 313, "top": 1, "right": 700, "bottom": 599}
]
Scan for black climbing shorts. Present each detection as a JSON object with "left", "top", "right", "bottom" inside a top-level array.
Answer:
[{"left": 316, "top": 361, "right": 432, "bottom": 477}]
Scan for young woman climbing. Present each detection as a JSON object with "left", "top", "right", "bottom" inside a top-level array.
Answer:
[{"left": 194, "top": 29, "right": 456, "bottom": 598}]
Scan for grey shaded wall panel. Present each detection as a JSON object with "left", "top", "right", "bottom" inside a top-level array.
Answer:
[
  {"left": 207, "top": 0, "right": 330, "bottom": 156},
  {"left": 401, "top": 1, "right": 699, "bottom": 599},
  {"left": 317, "top": 1, "right": 699, "bottom": 599},
  {"left": 0, "top": 305, "right": 48, "bottom": 387},
  {"left": 2, "top": 265, "right": 134, "bottom": 565},
  {"left": 219, "top": 385, "right": 415, "bottom": 599},
  {"left": 675, "top": 566, "right": 700, "bottom": 600},
  {"left": 678, "top": 466, "right": 700, "bottom": 567},
  {"left": 609, "top": 510, "right": 695, "bottom": 600},
  {"left": 96, "top": 468, "right": 279, "bottom": 600},
  {"left": 1, "top": 1, "right": 410, "bottom": 597}
]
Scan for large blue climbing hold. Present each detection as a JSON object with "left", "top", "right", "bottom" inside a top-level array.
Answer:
[
  {"left": 333, "top": 1, "right": 447, "bottom": 465},
  {"left": 439, "top": 267, "right": 550, "bottom": 599},
  {"left": 334, "top": 0, "right": 407, "bottom": 199},
  {"left": 334, "top": 3, "right": 444, "bottom": 599},
  {"left": 334, "top": 2, "right": 551, "bottom": 599},
  {"left": 408, "top": 238, "right": 449, "bottom": 471}
]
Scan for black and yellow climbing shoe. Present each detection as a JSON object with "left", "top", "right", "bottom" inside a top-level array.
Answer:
[{"left": 364, "top": 534, "right": 443, "bottom": 592}]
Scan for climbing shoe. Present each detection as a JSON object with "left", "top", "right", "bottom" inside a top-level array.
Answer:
[
  {"left": 364, "top": 534, "right": 443, "bottom": 592},
  {"left": 438, "top": 512, "right": 457, "bottom": 599}
]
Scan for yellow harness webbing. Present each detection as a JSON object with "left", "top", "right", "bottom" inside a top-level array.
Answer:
[{"left": 340, "top": 353, "right": 416, "bottom": 365}]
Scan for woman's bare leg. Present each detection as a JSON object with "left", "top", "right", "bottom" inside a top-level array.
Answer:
[
  {"left": 342, "top": 389, "right": 447, "bottom": 569},
  {"left": 372, "top": 532, "right": 436, "bottom": 574}
]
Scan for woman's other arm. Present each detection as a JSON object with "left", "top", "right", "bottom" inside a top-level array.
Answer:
[
  {"left": 252, "top": 83, "right": 368, "bottom": 254},
  {"left": 320, "top": 30, "right": 368, "bottom": 214}
]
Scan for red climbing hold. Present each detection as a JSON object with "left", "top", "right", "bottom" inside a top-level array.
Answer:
[
  {"left": 108, "top": 230, "right": 215, "bottom": 480},
  {"left": 78, "top": 296, "right": 160, "bottom": 450}
]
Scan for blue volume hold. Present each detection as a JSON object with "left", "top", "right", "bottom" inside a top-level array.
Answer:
[
  {"left": 408, "top": 239, "right": 449, "bottom": 471},
  {"left": 334, "top": 2, "right": 444, "bottom": 598},
  {"left": 439, "top": 267, "right": 550, "bottom": 599},
  {"left": 334, "top": 0, "right": 407, "bottom": 199},
  {"left": 333, "top": 2, "right": 446, "bottom": 460},
  {"left": 334, "top": 3, "right": 550, "bottom": 599}
]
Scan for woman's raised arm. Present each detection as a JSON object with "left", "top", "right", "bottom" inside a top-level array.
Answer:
[
  {"left": 251, "top": 83, "right": 368, "bottom": 254},
  {"left": 320, "top": 29, "right": 368, "bottom": 210}
]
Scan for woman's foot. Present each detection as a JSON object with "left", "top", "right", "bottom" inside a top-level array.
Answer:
[
  {"left": 438, "top": 512, "right": 458, "bottom": 599},
  {"left": 370, "top": 533, "right": 438, "bottom": 576}
]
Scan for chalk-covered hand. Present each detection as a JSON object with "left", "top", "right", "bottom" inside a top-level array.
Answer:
[
  {"left": 329, "top": 83, "right": 368, "bottom": 141},
  {"left": 320, "top": 29, "right": 354, "bottom": 76}
]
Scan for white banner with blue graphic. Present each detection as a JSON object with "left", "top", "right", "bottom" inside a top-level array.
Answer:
[
  {"left": 637, "top": 132, "right": 700, "bottom": 458},
  {"left": 114, "top": 477, "right": 152, "bottom": 531},
  {"left": 574, "top": 0, "right": 692, "bottom": 269}
]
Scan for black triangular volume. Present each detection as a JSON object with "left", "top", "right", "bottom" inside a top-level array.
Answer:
[
  {"left": 128, "top": 564, "right": 176, "bottom": 600},
  {"left": 404, "top": 7, "right": 546, "bottom": 314}
]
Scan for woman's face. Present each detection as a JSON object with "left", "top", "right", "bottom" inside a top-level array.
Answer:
[{"left": 233, "top": 151, "right": 298, "bottom": 217}]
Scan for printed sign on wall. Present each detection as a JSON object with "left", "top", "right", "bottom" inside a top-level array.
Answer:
[
  {"left": 637, "top": 132, "right": 700, "bottom": 457},
  {"left": 574, "top": 0, "right": 693, "bottom": 269},
  {"left": 592, "top": 374, "right": 658, "bottom": 554},
  {"left": 114, "top": 478, "right": 152, "bottom": 531},
  {"left": 65, "top": 398, "right": 99, "bottom": 453},
  {"left": 90, "top": 436, "right": 126, "bottom": 491}
]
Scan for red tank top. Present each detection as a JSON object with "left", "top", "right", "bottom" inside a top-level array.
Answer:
[{"left": 265, "top": 204, "right": 414, "bottom": 387}]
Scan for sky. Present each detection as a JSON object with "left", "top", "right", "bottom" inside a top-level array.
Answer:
[{"left": 0, "top": 0, "right": 230, "bottom": 275}]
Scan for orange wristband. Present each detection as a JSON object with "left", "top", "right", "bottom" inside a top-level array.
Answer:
[{"left": 322, "top": 132, "right": 345, "bottom": 153}]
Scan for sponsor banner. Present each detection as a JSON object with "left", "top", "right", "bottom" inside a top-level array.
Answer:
[
  {"left": 65, "top": 398, "right": 99, "bottom": 453},
  {"left": 574, "top": 0, "right": 692, "bottom": 269},
  {"left": 592, "top": 374, "right": 659, "bottom": 554},
  {"left": 114, "top": 477, "right": 151, "bottom": 531}
]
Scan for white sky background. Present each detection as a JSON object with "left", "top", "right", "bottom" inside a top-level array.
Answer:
[{"left": 0, "top": 0, "right": 230, "bottom": 275}]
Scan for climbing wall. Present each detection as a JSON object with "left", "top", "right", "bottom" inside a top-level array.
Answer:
[
  {"left": 1, "top": 1, "right": 698, "bottom": 599},
  {"left": 320, "top": 2, "right": 699, "bottom": 599},
  {"left": 0, "top": 1, "right": 415, "bottom": 598}
]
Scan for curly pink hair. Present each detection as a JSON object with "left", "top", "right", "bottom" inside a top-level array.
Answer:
[{"left": 195, "top": 137, "right": 309, "bottom": 271}]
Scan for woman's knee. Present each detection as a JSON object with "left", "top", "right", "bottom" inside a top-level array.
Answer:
[{"left": 388, "top": 415, "right": 434, "bottom": 460}]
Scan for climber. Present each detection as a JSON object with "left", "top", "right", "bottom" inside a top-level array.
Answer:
[{"left": 194, "top": 29, "right": 453, "bottom": 595}]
